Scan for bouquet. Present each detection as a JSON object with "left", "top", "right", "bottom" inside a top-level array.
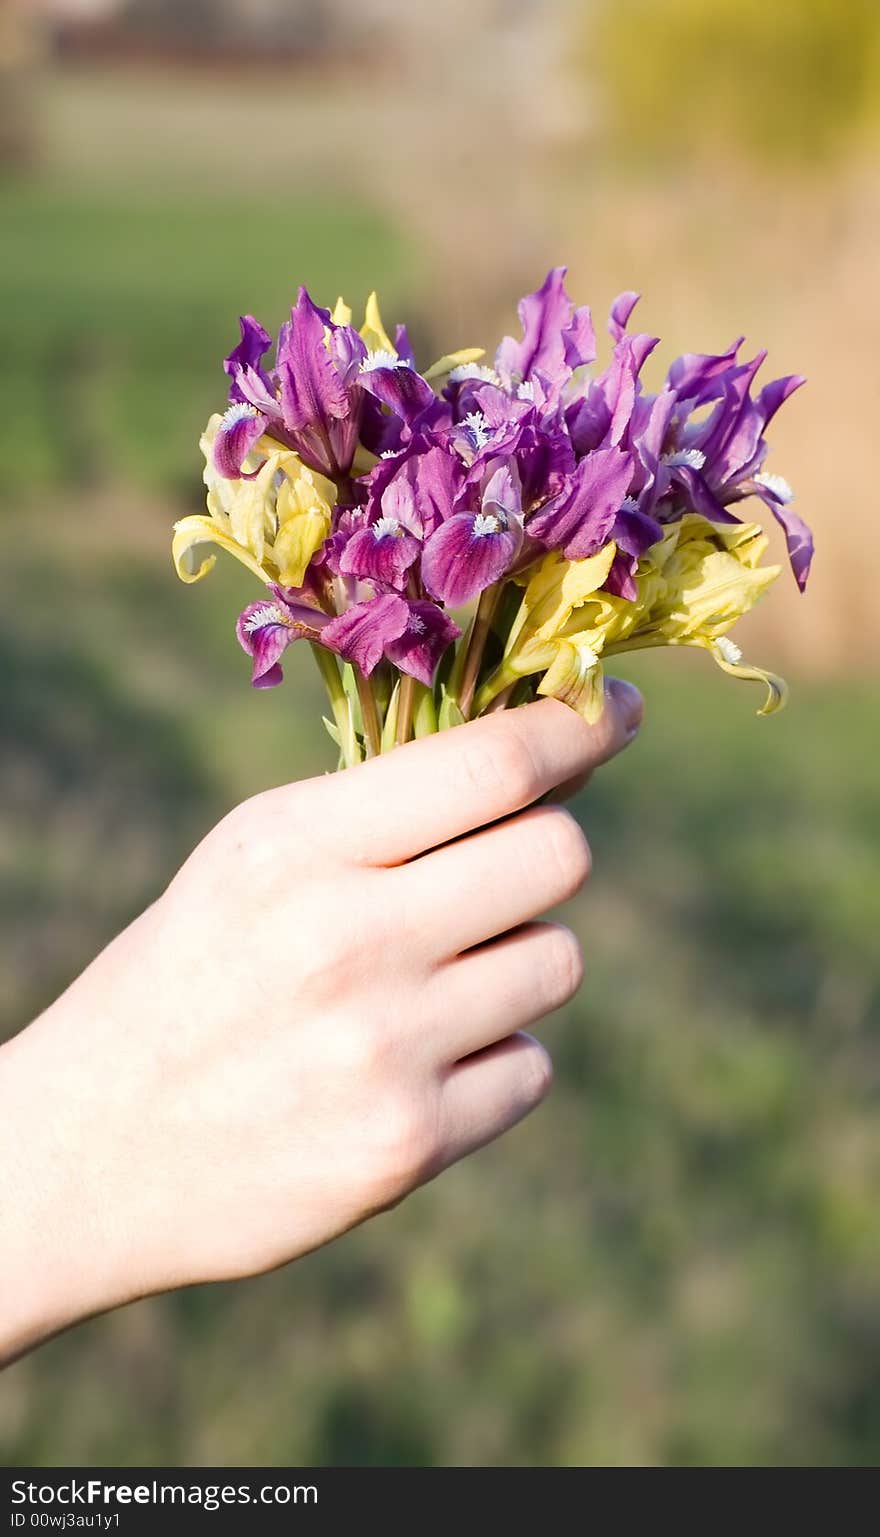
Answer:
[{"left": 172, "top": 270, "right": 812, "bottom": 766}]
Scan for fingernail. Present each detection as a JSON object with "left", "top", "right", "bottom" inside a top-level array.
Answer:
[{"left": 607, "top": 677, "right": 644, "bottom": 737}]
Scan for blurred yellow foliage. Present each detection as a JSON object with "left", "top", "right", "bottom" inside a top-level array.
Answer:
[{"left": 590, "top": 0, "right": 880, "bottom": 165}]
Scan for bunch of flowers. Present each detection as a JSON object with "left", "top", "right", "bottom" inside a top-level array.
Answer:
[{"left": 173, "top": 270, "right": 812, "bottom": 765}]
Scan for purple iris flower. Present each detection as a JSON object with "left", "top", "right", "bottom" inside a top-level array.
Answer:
[
  {"left": 661, "top": 345, "right": 813, "bottom": 587},
  {"left": 496, "top": 267, "right": 596, "bottom": 400},
  {"left": 422, "top": 461, "right": 523, "bottom": 607},
  {"left": 321, "top": 593, "right": 458, "bottom": 682},
  {"left": 528, "top": 445, "right": 634, "bottom": 560},
  {"left": 338, "top": 511, "right": 422, "bottom": 591},
  {"left": 236, "top": 586, "right": 330, "bottom": 688},
  {"left": 385, "top": 600, "right": 460, "bottom": 685},
  {"left": 363, "top": 438, "right": 466, "bottom": 540}
]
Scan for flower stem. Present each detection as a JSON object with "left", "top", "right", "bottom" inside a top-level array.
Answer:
[
  {"left": 310, "top": 643, "right": 361, "bottom": 767},
  {"left": 456, "top": 583, "right": 502, "bottom": 719},
  {"left": 356, "top": 667, "right": 382, "bottom": 758},
  {"left": 395, "top": 671, "right": 416, "bottom": 746},
  {"left": 472, "top": 659, "right": 522, "bottom": 717},
  {"left": 413, "top": 682, "right": 437, "bottom": 736}
]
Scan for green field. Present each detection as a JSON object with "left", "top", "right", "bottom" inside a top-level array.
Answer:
[{"left": 2, "top": 175, "right": 879, "bottom": 1466}]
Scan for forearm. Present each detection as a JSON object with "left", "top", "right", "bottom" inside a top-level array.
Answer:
[{"left": 0, "top": 968, "right": 143, "bottom": 1365}]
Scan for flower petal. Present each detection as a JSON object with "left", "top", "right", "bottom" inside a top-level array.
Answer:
[
  {"left": 608, "top": 291, "right": 641, "bottom": 342},
  {"left": 338, "top": 523, "right": 421, "bottom": 589},
  {"left": 538, "top": 641, "right": 606, "bottom": 723},
  {"left": 421, "top": 513, "right": 520, "bottom": 607},
  {"left": 707, "top": 640, "right": 788, "bottom": 715},
  {"left": 224, "top": 315, "right": 273, "bottom": 404},
  {"left": 528, "top": 446, "right": 633, "bottom": 558},
  {"left": 277, "top": 286, "right": 350, "bottom": 433},
  {"left": 171, "top": 515, "right": 271, "bottom": 585},
  {"left": 322, "top": 593, "right": 410, "bottom": 676},
  {"left": 385, "top": 601, "right": 461, "bottom": 685},
  {"left": 212, "top": 403, "right": 268, "bottom": 479}
]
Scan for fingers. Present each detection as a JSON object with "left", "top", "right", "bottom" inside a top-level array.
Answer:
[
  {"left": 394, "top": 802, "right": 591, "bottom": 958},
  {"left": 293, "top": 689, "right": 642, "bottom": 867},
  {"left": 548, "top": 678, "right": 644, "bottom": 803},
  {"left": 437, "top": 1032, "right": 554, "bottom": 1169},
  {"left": 427, "top": 922, "right": 584, "bottom": 1061}
]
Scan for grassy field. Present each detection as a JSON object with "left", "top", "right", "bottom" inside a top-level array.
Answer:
[{"left": 1, "top": 110, "right": 879, "bottom": 1464}]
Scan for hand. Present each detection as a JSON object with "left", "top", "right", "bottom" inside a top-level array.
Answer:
[{"left": 0, "top": 686, "right": 642, "bottom": 1361}]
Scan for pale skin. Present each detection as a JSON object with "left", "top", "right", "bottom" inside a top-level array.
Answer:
[{"left": 0, "top": 686, "right": 642, "bottom": 1367}]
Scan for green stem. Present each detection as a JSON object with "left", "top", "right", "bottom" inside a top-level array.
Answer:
[
  {"left": 395, "top": 671, "right": 417, "bottom": 747},
  {"left": 310, "top": 644, "right": 360, "bottom": 767},
  {"left": 356, "top": 667, "right": 382, "bottom": 758},
  {"left": 457, "top": 583, "right": 502, "bottom": 719},
  {"left": 472, "top": 659, "right": 524, "bottom": 717},
  {"left": 413, "top": 682, "right": 437, "bottom": 736}
]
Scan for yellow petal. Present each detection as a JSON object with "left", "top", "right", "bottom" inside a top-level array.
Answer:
[
  {"left": 537, "top": 641, "right": 606, "bottom": 723},
  {"left": 423, "top": 347, "right": 486, "bottom": 381},
  {"left": 360, "top": 291, "right": 395, "bottom": 355},
  {"left": 171, "top": 516, "right": 271, "bottom": 585},
  {"left": 707, "top": 641, "right": 789, "bottom": 715},
  {"left": 332, "top": 295, "right": 352, "bottom": 325},
  {"left": 272, "top": 506, "right": 332, "bottom": 587},
  {"left": 508, "top": 544, "right": 618, "bottom": 657}
]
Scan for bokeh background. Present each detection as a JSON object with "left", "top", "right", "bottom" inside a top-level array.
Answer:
[{"left": 2, "top": 0, "right": 880, "bottom": 1467}]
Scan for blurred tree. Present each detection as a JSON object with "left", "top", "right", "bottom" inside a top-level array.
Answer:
[{"left": 587, "top": 0, "right": 880, "bottom": 167}]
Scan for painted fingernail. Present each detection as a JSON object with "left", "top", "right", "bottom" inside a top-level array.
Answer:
[{"left": 608, "top": 677, "right": 644, "bottom": 736}]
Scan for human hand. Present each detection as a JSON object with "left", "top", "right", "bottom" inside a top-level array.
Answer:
[{"left": 0, "top": 685, "right": 641, "bottom": 1360}]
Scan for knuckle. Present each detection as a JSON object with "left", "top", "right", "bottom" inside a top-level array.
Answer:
[
  {"left": 542, "top": 923, "right": 585, "bottom": 1004},
  {"left": 541, "top": 807, "right": 592, "bottom": 899},
  {"left": 331, "top": 1015, "right": 392, "bottom": 1082},
  {"left": 461, "top": 726, "right": 541, "bottom": 809},
  {"left": 364, "top": 1092, "right": 439, "bottom": 1209}
]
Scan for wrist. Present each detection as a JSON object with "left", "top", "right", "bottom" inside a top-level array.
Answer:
[{"left": 0, "top": 972, "right": 146, "bottom": 1362}]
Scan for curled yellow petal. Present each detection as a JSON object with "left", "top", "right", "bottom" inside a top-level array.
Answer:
[
  {"left": 424, "top": 347, "right": 486, "bottom": 381},
  {"left": 708, "top": 639, "right": 789, "bottom": 716},
  {"left": 332, "top": 295, "right": 352, "bottom": 325},
  {"left": 171, "top": 516, "right": 272, "bottom": 586}
]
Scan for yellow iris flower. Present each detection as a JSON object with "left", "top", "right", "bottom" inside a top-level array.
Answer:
[
  {"left": 486, "top": 514, "right": 786, "bottom": 722},
  {"left": 172, "top": 416, "right": 336, "bottom": 590}
]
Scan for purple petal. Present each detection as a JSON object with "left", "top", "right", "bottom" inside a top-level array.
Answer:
[
  {"left": 277, "top": 287, "right": 350, "bottom": 434},
  {"left": 357, "top": 361, "right": 437, "bottom": 425},
  {"left": 224, "top": 316, "right": 273, "bottom": 404},
  {"left": 394, "top": 323, "right": 416, "bottom": 366},
  {"left": 612, "top": 502, "right": 663, "bottom": 559},
  {"left": 367, "top": 440, "right": 465, "bottom": 539},
  {"left": 528, "top": 446, "right": 633, "bottom": 559},
  {"left": 755, "top": 489, "right": 814, "bottom": 591},
  {"left": 667, "top": 337, "right": 744, "bottom": 403},
  {"left": 212, "top": 404, "right": 268, "bottom": 479},
  {"left": 385, "top": 601, "right": 460, "bottom": 685},
  {"left": 670, "top": 464, "right": 742, "bottom": 524},
  {"left": 322, "top": 593, "right": 410, "bottom": 676},
  {"left": 330, "top": 324, "right": 368, "bottom": 388},
  {"left": 236, "top": 589, "right": 326, "bottom": 688},
  {"left": 563, "top": 303, "right": 597, "bottom": 371},
  {"left": 338, "top": 522, "right": 421, "bottom": 590},
  {"left": 602, "top": 550, "right": 639, "bottom": 601},
  {"left": 757, "top": 373, "right": 806, "bottom": 431},
  {"left": 422, "top": 512, "right": 520, "bottom": 607},
  {"left": 608, "top": 291, "right": 641, "bottom": 342},
  {"left": 496, "top": 267, "right": 595, "bottom": 392},
  {"left": 567, "top": 334, "right": 658, "bottom": 454}
]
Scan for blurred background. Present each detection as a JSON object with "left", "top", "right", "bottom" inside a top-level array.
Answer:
[{"left": 2, "top": 0, "right": 879, "bottom": 1467}]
